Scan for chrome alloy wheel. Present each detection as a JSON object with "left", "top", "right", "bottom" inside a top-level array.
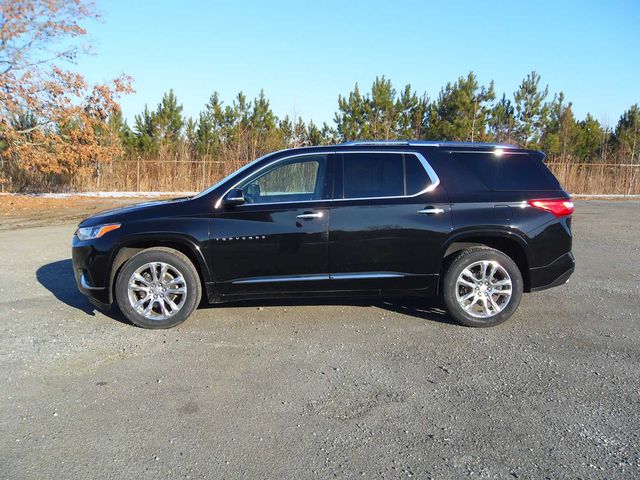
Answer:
[
  {"left": 455, "top": 260, "right": 512, "bottom": 318},
  {"left": 127, "top": 262, "right": 187, "bottom": 321}
]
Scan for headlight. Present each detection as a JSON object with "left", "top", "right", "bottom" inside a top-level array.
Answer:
[{"left": 76, "top": 223, "right": 121, "bottom": 241}]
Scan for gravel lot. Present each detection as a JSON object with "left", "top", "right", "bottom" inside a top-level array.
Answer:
[{"left": 1, "top": 201, "right": 639, "bottom": 479}]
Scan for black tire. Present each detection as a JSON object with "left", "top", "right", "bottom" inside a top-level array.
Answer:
[
  {"left": 442, "top": 247, "right": 523, "bottom": 327},
  {"left": 115, "top": 247, "right": 202, "bottom": 329}
]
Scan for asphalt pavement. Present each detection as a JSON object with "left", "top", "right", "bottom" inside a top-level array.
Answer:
[{"left": 0, "top": 201, "right": 638, "bottom": 479}]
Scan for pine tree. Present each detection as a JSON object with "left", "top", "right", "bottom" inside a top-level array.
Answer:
[
  {"left": 367, "top": 76, "right": 397, "bottom": 139},
  {"left": 154, "top": 89, "right": 184, "bottom": 143},
  {"left": 335, "top": 78, "right": 427, "bottom": 141},
  {"left": 292, "top": 117, "right": 307, "bottom": 147},
  {"left": 574, "top": 114, "right": 602, "bottom": 163},
  {"left": 107, "top": 108, "right": 134, "bottom": 151},
  {"left": 427, "top": 72, "right": 495, "bottom": 142},
  {"left": 335, "top": 83, "right": 368, "bottom": 140},
  {"left": 488, "top": 94, "right": 516, "bottom": 144},
  {"left": 542, "top": 92, "right": 577, "bottom": 160},
  {"left": 396, "top": 85, "right": 428, "bottom": 140},
  {"left": 615, "top": 104, "right": 640, "bottom": 163},
  {"left": 251, "top": 90, "right": 277, "bottom": 134},
  {"left": 306, "top": 120, "right": 323, "bottom": 146},
  {"left": 185, "top": 117, "right": 198, "bottom": 158},
  {"left": 320, "top": 122, "right": 337, "bottom": 144},
  {"left": 514, "top": 71, "right": 548, "bottom": 148},
  {"left": 133, "top": 105, "right": 156, "bottom": 154},
  {"left": 278, "top": 115, "right": 294, "bottom": 146}
]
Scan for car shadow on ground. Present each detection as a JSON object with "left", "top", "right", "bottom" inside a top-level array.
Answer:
[
  {"left": 202, "top": 297, "right": 457, "bottom": 326},
  {"left": 36, "top": 259, "right": 129, "bottom": 324},
  {"left": 37, "top": 260, "right": 456, "bottom": 327},
  {"left": 375, "top": 298, "right": 458, "bottom": 325}
]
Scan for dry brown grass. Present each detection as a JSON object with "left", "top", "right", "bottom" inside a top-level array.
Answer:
[
  {"left": 547, "top": 163, "right": 640, "bottom": 195},
  {"left": 2, "top": 157, "right": 639, "bottom": 195}
]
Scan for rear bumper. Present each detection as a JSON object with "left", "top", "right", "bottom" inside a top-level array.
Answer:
[{"left": 529, "top": 252, "right": 575, "bottom": 292}]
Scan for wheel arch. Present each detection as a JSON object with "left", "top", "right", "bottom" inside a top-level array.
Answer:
[
  {"left": 107, "top": 236, "right": 211, "bottom": 304},
  {"left": 440, "top": 230, "right": 532, "bottom": 292}
]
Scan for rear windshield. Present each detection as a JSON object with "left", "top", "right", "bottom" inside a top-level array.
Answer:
[{"left": 448, "top": 151, "right": 560, "bottom": 191}]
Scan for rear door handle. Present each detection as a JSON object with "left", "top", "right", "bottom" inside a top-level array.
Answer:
[
  {"left": 297, "top": 212, "right": 323, "bottom": 220},
  {"left": 418, "top": 207, "right": 444, "bottom": 215}
]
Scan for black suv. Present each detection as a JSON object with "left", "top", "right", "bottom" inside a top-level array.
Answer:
[{"left": 72, "top": 141, "right": 575, "bottom": 328}]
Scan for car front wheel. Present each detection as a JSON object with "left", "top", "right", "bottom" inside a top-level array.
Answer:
[
  {"left": 115, "top": 247, "right": 202, "bottom": 329},
  {"left": 442, "top": 247, "right": 523, "bottom": 327}
]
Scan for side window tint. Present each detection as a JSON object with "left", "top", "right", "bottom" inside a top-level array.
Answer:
[
  {"left": 450, "top": 152, "right": 559, "bottom": 191},
  {"left": 405, "top": 154, "right": 432, "bottom": 195},
  {"left": 495, "top": 154, "right": 560, "bottom": 190},
  {"left": 343, "top": 153, "right": 404, "bottom": 198},
  {"left": 239, "top": 155, "right": 327, "bottom": 204}
]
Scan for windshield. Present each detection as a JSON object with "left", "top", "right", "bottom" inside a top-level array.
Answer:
[{"left": 192, "top": 151, "right": 279, "bottom": 199}]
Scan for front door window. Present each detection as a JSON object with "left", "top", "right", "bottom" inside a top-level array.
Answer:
[{"left": 239, "top": 155, "right": 327, "bottom": 204}]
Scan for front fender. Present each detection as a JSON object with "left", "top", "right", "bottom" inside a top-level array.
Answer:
[{"left": 104, "top": 217, "right": 211, "bottom": 303}]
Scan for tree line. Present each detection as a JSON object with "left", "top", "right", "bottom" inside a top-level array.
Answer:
[
  {"left": 1, "top": 1, "right": 638, "bottom": 192},
  {"left": 110, "top": 72, "right": 639, "bottom": 167}
]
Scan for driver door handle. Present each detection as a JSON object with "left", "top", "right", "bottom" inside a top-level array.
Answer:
[
  {"left": 297, "top": 212, "right": 324, "bottom": 220},
  {"left": 418, "top": 207, "right": 444, "bottom": 215}
]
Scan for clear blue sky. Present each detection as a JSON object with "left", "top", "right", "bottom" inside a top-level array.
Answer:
[{"left": 78, "top": 0, "right": 640, "bottom": 128}]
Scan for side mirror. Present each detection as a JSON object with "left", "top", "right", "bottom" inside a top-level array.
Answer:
[{"left": 223, "top": 188, "right": 245, "bottom": 206}]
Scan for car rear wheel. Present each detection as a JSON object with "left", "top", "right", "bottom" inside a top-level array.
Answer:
[
  {"left": 115, "top": 247, "right": 201, "bottom": 329},
  {"left": 442, "top": 247, "right": 523, "bottom": 327}
]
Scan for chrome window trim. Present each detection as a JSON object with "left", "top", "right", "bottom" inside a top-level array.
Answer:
[
  {"left": 215, "top": 150, "right": 440, "bottom": 209},
  {"left": 219, "top": 199, "right": 329, "bottom": 208}
]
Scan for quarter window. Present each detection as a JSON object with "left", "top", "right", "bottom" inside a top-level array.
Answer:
[
  {"left": 239, "top": 154, "right": 327, "bottom": 204},
  {"left": 342, "top": 152, "right": 432, "bottom": 199}
]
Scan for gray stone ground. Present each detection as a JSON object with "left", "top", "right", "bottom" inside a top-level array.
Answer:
[{"left": 0, "top": 201, "right": 638, "bottom": 479}]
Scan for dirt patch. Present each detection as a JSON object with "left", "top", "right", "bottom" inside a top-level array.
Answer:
[{"left": 0, "top": 195, "right": 170, "bottom": 230}]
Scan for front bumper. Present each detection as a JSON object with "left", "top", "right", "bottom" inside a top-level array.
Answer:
[
  {"left": 529, "top": 252, "right": 575, "bottom": 292},
  {"left": 72, "top": 236, "right": 113, "bottom": 304}
]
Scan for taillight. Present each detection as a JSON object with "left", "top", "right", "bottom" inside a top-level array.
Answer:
[{"left": 528, "top": 198, "right": 574, "bottom": 218}]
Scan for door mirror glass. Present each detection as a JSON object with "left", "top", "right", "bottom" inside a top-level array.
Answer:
[{"left": 223, "top": 188, "right": 245, "bottom": 206}]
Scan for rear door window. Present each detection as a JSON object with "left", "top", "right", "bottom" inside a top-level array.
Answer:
[
  {"left": 343, "top": 153, "right": 403, "bottom": 198},
  {"left": 341, "top": 152, "right": 432, "bottom": 199}
]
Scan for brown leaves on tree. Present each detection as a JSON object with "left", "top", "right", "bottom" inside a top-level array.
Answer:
[{"left": 0, "top": 0, "right": 133, "bottom": 180}]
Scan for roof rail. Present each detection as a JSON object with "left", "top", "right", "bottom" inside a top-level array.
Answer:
[
  {"left": 340, "top": 140, "right": 520, "bottom": 149},
  {"left": 340, "top": 140, "right": 414, "bottom": 146}
]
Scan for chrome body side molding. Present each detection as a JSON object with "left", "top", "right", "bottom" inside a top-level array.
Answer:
[{"left": 230, "top": 272, "right": 416, "bottom": 285}]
